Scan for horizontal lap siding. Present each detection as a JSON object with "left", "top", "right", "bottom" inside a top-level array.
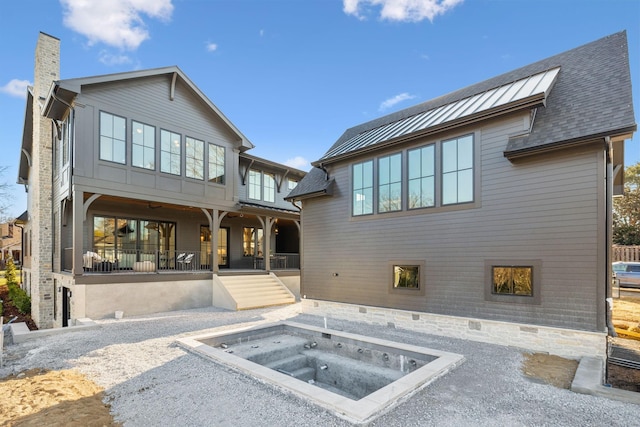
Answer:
[
  {"left": 302, "top": 114, "right": 602, "bottom": 331},
  {"left": 73, "top": 76, "right": 237, "bottom": 207}
]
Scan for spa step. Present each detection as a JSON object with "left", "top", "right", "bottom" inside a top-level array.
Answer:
[
  {"left": 214, "top": 274, "right": 295, "bottom": 310},
  {"left": 266, "top": 354, "right": 309, "bottom": 373}
]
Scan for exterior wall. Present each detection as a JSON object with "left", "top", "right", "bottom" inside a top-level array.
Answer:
[
  {"left": 68, "top": 75, "right": 239, "bottom": 211},
  {"left": 300, "top": 113, "right": 606, "bottom": 332},
  {"left": 301, "top": 299, "right": 607, "bottom": 359},
  {"left": 62, "top": 274, "right": 213, "bottom": 319},
  {"left": 29, "top": 33, "right": 59, "bottom": 328}
]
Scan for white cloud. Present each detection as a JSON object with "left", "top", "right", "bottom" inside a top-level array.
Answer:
[
  {"left": 259, "top": 29, "right": 265, "bottom": 37},
  {"left": 0, "top": 79, "right": 31, "bottom": 98},
  {"left": 284, "top": 156, "right": 311, "bottom": 171},
  {"left": 379, "top": 92, "right": 416, "bottom": 111},
  {"left": 206, "top": 42, "right": 218, "bottom": 52},
  {"left": 98, "top": 51, "right": 133, "bottom": 65},
  {"left": 343, "top": 0, "right": 463, "bottom": 22},
  {"left": 61, "top": 0, "right": 174, "bottom": 50}
]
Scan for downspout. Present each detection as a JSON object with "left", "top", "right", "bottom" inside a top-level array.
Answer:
[{"left": 605, "top": 137, "right": 616, "bottom": 337}]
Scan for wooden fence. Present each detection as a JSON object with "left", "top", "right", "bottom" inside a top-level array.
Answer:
[{"left": 612, "top": 245, "right": 640, "bottom": 262}]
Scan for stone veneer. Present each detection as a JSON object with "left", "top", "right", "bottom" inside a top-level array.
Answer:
[{"left": 301, "top": 299, "right": 607, "bottom": 360}]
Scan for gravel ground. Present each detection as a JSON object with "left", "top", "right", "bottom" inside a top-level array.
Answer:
[{"left": 1, "top": 303, "right": 638, "bottom": 426}]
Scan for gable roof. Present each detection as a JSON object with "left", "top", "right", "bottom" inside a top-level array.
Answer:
[
  {"left": 43, "top": 66, "right": 254, "bottom": 151},
  {"left": 316, "top": 31, "right": 635, "bottom": 165}
]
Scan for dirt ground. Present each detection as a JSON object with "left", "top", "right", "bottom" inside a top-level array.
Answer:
[
  {"left": 521, "top": 353, "right": 578, "bottom": 389},
  {"left": 0, "top": 369, "right": 118, "bottom": 427}
]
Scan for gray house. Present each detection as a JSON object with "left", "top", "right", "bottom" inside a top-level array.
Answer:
[
  {"left": 19, "top": 33, "right": 303, "bottom": 328},
  {"left": 287, "top": 32, "right": 636, "bottom": 358}
]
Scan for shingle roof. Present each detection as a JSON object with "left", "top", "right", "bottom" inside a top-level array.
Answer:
[
  {"left": 285, "top": 167, "right": 334, "bottom": 201},
  {"left": 317, "top": 31, "right": 635, "bottom": 165}
]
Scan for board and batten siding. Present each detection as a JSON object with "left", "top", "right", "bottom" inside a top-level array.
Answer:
[
  {"left": 301, "top": 113, "right": 604, "bottom": 332},
  {"left": 71, "top": 75, "right": 238, "bottom": 209}
]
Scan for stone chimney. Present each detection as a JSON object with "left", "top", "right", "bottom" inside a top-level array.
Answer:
[{"left": 29, "top": 32, "right": 60, "bottom": 328}]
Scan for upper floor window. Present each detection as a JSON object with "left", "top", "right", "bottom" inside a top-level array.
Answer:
[
  {"left": 208, "top": 143, "right": 225, "bottom": 184},
  {"left": 408, "top": 144, "right": 435, "bottom": 209},
  {"left": 249, "top": 170, "right": 261, "bottom": 200},
  {"left": 99, "top": 112, "right": 126, "bottom": 164},
  {"left": 442, "top": 134, "right": 474, "bottom": 205},
  {"left": 287, "top": 179, "right": 298, "bottom": 191},
  {"left": 132, "top": 121, "right": 155, "bottom": 170},
  {"left": 160, "top": 130, "right": 181, "bottom": 175},
  {"left": 185, "top": 137, "right": 204, "bottom": 180},
  {"left": 353, "top": 160, "right": 373, "bottom": 216},
  {"left": 264, "top": 173, "right": 275, "bottom": 203},
  {"left": 378, "top": 153, "right": 402, "bottom": 213}
]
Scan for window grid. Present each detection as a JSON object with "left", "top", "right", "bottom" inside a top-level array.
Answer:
[
  {"left": 492, "top": 266, "right": 533, "bottom": 296},
  {"left": 442, "top": 134, "right": 474, "bottom": 205},
  {"left": 353, "top": 161, "right": 373, "bottom": 216},
  {"left": 408, "top": 144, "right": 435, "bottom": 209},
  {"left": 185, "top": 137, "right": 204, "bottom": 180},
  {"left": 264, "top": 173, "right": 276, "bottom": 203},
  {"left": 378, "top": 153, "right": 402, "bottom": 213},
  {"left": 132, "top": 121, "right": 155, "bottom": 170},
  {"left": 99, "top": 112, "right": 126, "bottom": 164},
  {"left": 248, "top": 170, "right": 262, "bottom": 200},
  {"left": 160, "top": 130, "right": 181, "bottom": 175},
  {"left": 208, "top": 143, "right": 225, "bottom": 184}
]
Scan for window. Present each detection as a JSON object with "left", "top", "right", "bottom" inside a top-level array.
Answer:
[
  {"left": 442, "top": 134, "right": 473, "bottom": 205},
  {"left": 93, "top": 216, "right": 176, "bottom": 268},
  {"left": 287, "top": 179, "right": 298, "bottom": 191},
  {"left": 185, "top": 137, "right": 204, "bottom": 180},
  {"left": 201, "top": 225, "right": 229, "bottom": 267},
  {"left": 353, "top": 160, "right": 373, "bottom": 216},
  {"left": 484, "top": 260, "right": 541, "bottom": 304},
  {"left": 248, "top": 170, "right": 261, "bottom": 200},
  {"left": 243, "top": 227, "right": 263, "bottom": 257},
  {"left": 99, "top": 112, "right": 126, "bottom": 164},
  {"left": 160, "top": 130, "right": 181, "bottom": 175},
  {"left": 132, "top": 121, "right": 155, "bottom": 170},
  {"left": 408, "top": 144, "right": 435, "bottom": 209},
  {"left": 208, "top": 143, "right": 225, "bottom": 184},
  {"left": 492, "top": 266, "right": 532, "bottom": 296},
  {"left": 378, "top": 153, "right": 402, "bottom": 212},
  {"left": 264, "top": 173, "right": 275, "bottom": 203},
  {"left": 393, "top": 265, "right": 420, "bottom": 289},
  {"left": 388, "top": 260, "right": 426, "bottom": 296}
]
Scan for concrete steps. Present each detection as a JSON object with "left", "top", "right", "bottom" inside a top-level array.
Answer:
[{"left": 215, "top": 274, "right": 295, "bottom": 310}]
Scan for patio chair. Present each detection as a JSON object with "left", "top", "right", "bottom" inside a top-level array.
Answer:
[{"left": 178, "top": 253, "right": 194, "bottom": 270}]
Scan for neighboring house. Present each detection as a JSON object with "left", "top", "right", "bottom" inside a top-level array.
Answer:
[
  {"left": 18, "top": 33, "right": 303, "bottom": 328},
  {"left": 0, "top": 219, "right": 23, "bottom": 268},
  {"left": 287, "top": 32, "right": 636, "bottom": 358}
]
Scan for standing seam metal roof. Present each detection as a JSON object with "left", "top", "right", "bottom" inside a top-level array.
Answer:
[{"left": 320, "top": 67, "right": 560, "bottom": 161}]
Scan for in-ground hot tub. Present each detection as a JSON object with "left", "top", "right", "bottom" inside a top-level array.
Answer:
[{"left": 177, "top": 321, "right": 464, "bottom": 424}]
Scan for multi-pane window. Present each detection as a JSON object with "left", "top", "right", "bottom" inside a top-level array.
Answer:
[
  {"left": 353, "top": 160, "right": 373, "bottom": 216},
  {"left": 408, "top": 145, "right": 435, "bottom": 209},
  {"left": 208, "top": 143, "right": 225, "bottom": 184},
  {"left": 492, "top": 266, "right": 533, "bottom": 296},
  {"left": 248, "top": 170, "right": 261, "bottom": 200},
  {"left": 132, "top": 121, "right": 155, "bottom": 170},
  {"left": 99, "top": 112, "right": 126, "bottom": 164},
  {"left": 378, "top": 153, "right": 402, "bottom": 212},
  {"left": 243, "top": 227, "right": 263, "bottom": 257},
  {"left": 442, "top": 134, "right": 473, "bottom": 205},
  {"left": 185, "top": 137, "right": 204, "bottom": 180},
  {"left": 160, "top": 130, "right": 181, "bottom": 175},
  {"left": 264, "top": 173, "right": 276, "bottom": 203}
]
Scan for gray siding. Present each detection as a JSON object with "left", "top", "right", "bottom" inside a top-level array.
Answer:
[
  {"left": 70, "top": 75, "right": 238, "bottom": 210},
  {"left": 301, "top": 113, "right": 604, "bottom": 331}
]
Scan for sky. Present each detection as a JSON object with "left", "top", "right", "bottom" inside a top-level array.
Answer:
[{"left": 1, "top": 0, "right": 639, "bottom": 218}]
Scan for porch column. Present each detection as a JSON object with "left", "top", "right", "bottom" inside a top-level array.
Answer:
[
  {"left": 212, "top": 209, "right": 219, "bottom": 274},
  {"left": 72, "top": 191, "right": 84, "bottom": 276}
]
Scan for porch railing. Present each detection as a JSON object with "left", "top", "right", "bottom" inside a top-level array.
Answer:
[{"left": 82, "top": 249, "right": 210, "bottom": 273}]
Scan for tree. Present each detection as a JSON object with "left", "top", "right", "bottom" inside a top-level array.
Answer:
[{"left": 613, "top": 162, "right": 640, "bottom": 245}]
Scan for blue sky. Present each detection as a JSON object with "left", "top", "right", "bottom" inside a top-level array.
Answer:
[{"left": 1, "top": 0, "right": 638, "bottom": 218}]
